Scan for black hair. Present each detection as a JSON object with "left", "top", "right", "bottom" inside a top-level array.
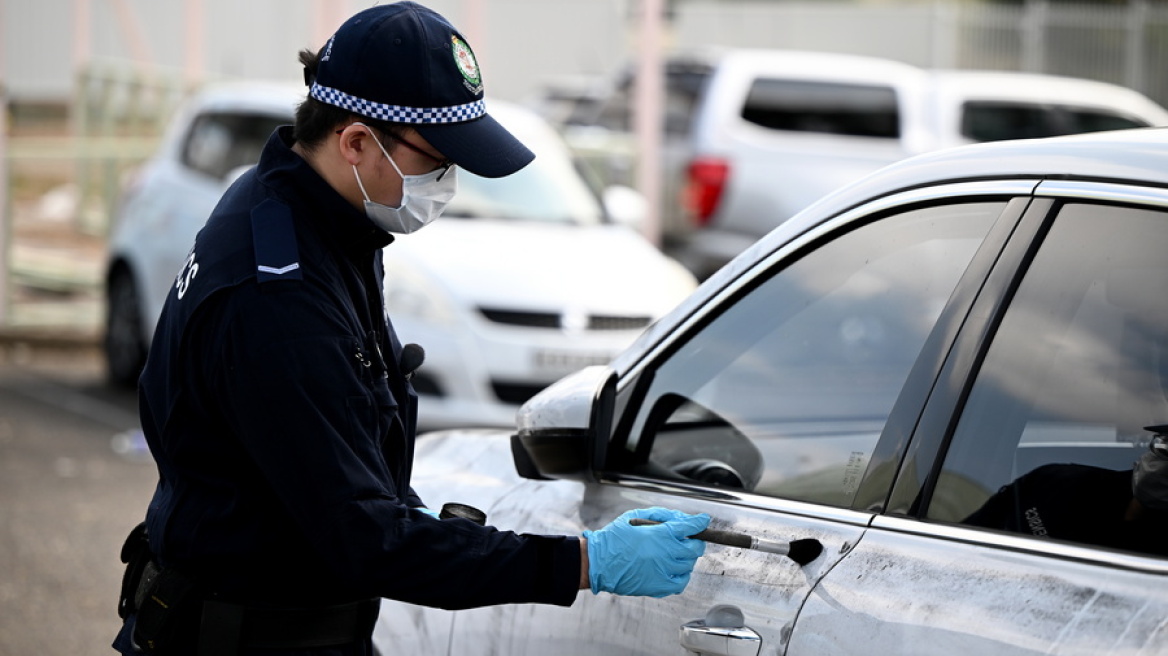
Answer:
[{"left": 294, "top": 46, "right": 406, "bottom": 153}]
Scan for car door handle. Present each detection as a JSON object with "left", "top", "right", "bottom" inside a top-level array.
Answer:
[{"left": 679, "top": 605, "right": 761, "bottom": 656}]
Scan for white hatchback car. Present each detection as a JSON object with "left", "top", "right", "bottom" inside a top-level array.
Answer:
[
  {"left": 374, "top": 128, "right": 1168, "bottom": 654},
  {"left": 103, "top": 83, "right": 696, "bottom": 429}
]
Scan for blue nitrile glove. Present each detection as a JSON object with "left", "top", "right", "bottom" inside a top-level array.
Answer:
[
  {"left": 583, "top": 507, "right": 710, "bottom": 597},
  {"left": 415, "top": 507, "right": 441, "bottom": 519}
]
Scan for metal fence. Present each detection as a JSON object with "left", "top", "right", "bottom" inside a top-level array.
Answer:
[
  {"left": 671, "top": 1, "right": 1168, "bottom": 108},
  {"left": 952, "top": 1, "right": 1168, "bottom": 106}
]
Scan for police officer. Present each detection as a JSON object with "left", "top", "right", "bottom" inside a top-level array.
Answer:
[
  {"left": 963, "top": 426, "right": 1168, "bottom": 557},
  {"left": 113, "top": 3, "right": 709, "bottom": 654}
]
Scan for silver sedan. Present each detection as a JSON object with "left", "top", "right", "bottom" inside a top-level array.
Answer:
[{"left": 375, "top": 127, "right": 1168, "bottom": 655}]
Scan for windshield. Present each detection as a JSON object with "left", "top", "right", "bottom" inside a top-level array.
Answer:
[{"left": 444, "top": 147, "right": 604, "bottom": 225}]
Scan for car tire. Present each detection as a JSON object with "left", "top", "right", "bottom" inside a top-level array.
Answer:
[{"left": 104, "top": 267, "right": 148, "bottom": 388}]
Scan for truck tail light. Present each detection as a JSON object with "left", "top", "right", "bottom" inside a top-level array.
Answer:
[{"left": 682, "top": 156, "right": 730, "bottom": 227}]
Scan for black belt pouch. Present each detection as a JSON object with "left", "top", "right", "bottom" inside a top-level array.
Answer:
[{"left": 133, "top": 567, "right": 198, "bottom": 652}]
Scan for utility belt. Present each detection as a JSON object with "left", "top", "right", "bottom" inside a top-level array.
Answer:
[{"left": 119, "top": 522, "right": 379, "bottom": 655}]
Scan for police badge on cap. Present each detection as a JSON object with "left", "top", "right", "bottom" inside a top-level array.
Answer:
[
  {"left": 451, "top": 35, "right": 483, "bottom": 95},
  {"left": 308, "top": 2, "right": 534, "bottom": 178}
]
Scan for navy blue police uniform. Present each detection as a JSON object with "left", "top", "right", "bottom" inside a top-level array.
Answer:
[
  {"left": 964, "top": 463, "right": 1168, "bottom": 557},
  {"left": 113, "top": 126, "right": 579, "bottom": 655}
]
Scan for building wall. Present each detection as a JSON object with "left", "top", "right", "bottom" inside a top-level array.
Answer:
[{"left": 3, "top": 1, "right": 1167, "bottom": 108}]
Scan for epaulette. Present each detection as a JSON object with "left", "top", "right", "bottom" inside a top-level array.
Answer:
[{"left": 251, "top": 199, "right": 303, "bottom": 287}]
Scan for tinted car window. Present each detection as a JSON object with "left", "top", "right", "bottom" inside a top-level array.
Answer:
[
  {"left": 740, "top": 79, "right": 900, "bottom": 138},
  {"left": 181, "top": 111, "right": 286, "bottom": 181},
  {"left": 1064, "top": 108, "right": 1148, "bottom": 133},
  {"left": 613, "top": 202, "right": 1001, "bottom": 506},
  {"left": 930, "top": 203, "right": 1168, "bottom": 557},
  {"left": 962, "top": 103, "right": 1052, "bottom": 141},
  {"left": 962, "top": 102, "right": 1150, "bottom": 142}
]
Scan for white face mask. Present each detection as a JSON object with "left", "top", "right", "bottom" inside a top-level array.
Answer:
[{"left": 350, "top": 123, "right": 457, "bottom": 234}]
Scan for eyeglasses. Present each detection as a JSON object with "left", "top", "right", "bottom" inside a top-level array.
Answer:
[{"left": 336, "top": 126, "right": 454, "bottom": 179}]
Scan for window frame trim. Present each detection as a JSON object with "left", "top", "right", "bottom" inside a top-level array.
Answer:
[
  {"left": 871, "top": 514, "right": 1168, "bottom": 574},
  {"left": 1035, "top": 180, "right": 1168, "bottom": 209},
  {"left": 894, "top": 180, "right": 1168, "bottom": 524},
  {"left": 600, "top": 471, "right": 877, "bottom": 528}
]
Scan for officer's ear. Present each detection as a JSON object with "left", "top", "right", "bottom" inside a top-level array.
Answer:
[{"left": 335, "top": 124, "right": 372, "bottom": 166}]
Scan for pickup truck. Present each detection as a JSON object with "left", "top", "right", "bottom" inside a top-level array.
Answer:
[
  {"left": 554, "top": 49, "right": 1168, "bottom": 279},
  {"left": 672, "top": 50, "right": 1168, "bottom": 278}
]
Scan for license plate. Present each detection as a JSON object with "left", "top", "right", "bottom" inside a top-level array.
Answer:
[{"left": 533, "top": 350, "right": 614, "bottom": 373}]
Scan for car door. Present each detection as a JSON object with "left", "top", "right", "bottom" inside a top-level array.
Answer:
[
  {"left": 790, "top": 185, "right": 1168, "bottom": 653},
  {"left": 442, "top": 188, "right": 1017, "bottom": 655}
]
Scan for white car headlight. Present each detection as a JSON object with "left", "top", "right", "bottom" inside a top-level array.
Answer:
[{"left": 382, "top": 255, "right": 460, "bottom": 326}]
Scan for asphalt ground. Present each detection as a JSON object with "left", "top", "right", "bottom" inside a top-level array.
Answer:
[{"left": 0, "top": 339, "right": 155, "bottom": 655}]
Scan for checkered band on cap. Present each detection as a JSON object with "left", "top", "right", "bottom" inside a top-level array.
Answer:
[{"left": 310, "top": 82, "right": 485, "bottom": 124}]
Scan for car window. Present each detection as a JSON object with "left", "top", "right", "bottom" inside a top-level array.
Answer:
[
  {"left": 610, "top": 202, "right": 1002, "bottom": 506},
  {"left": 930, "top": 203, "right": 1168, "bottom": 558},
  {"left": 1063, "top": 108, "right": 1149, "bottom": 133},
  {"left": 181, "top": 111, "right": 286, "bottom": 181},
  {"left": 740, "top": 78, "right": 900, "bottom": 138},
  {"left": 961, "top": 102, "right": 1150, "bottom": 142},
  {"left": 961, "top": 103, "right": 1052, "bottom": 141}
]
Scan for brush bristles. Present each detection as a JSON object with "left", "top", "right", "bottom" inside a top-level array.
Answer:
[{"left": 786, "top": 538, "right": 823, "bottom": 566}]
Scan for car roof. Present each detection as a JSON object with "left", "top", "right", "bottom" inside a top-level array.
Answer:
[
  {"left": 154, "top": 81, "right": 302, "bottom": 159},
  {"left": 185, "top": 80, "right": 304, "bottom": 114},
  {"left": 809, "top": 126, "right": 1168, "bottom": 210},
  {"left": 771, "top": 127, "right": 1168, "bottom": 260},
  {"left": 755, "top": 126, "right": 1168, "bottom": 284},
  {"left": 715, "top": 48, "right": 925, "bottom": 82},
  {"left": 926, "top": 69, "right": 1168, "bottom": 123}
]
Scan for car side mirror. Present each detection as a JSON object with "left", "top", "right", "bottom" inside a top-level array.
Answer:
[{"left": 511, "top": 366, "right": 616, "bottom": 482}]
